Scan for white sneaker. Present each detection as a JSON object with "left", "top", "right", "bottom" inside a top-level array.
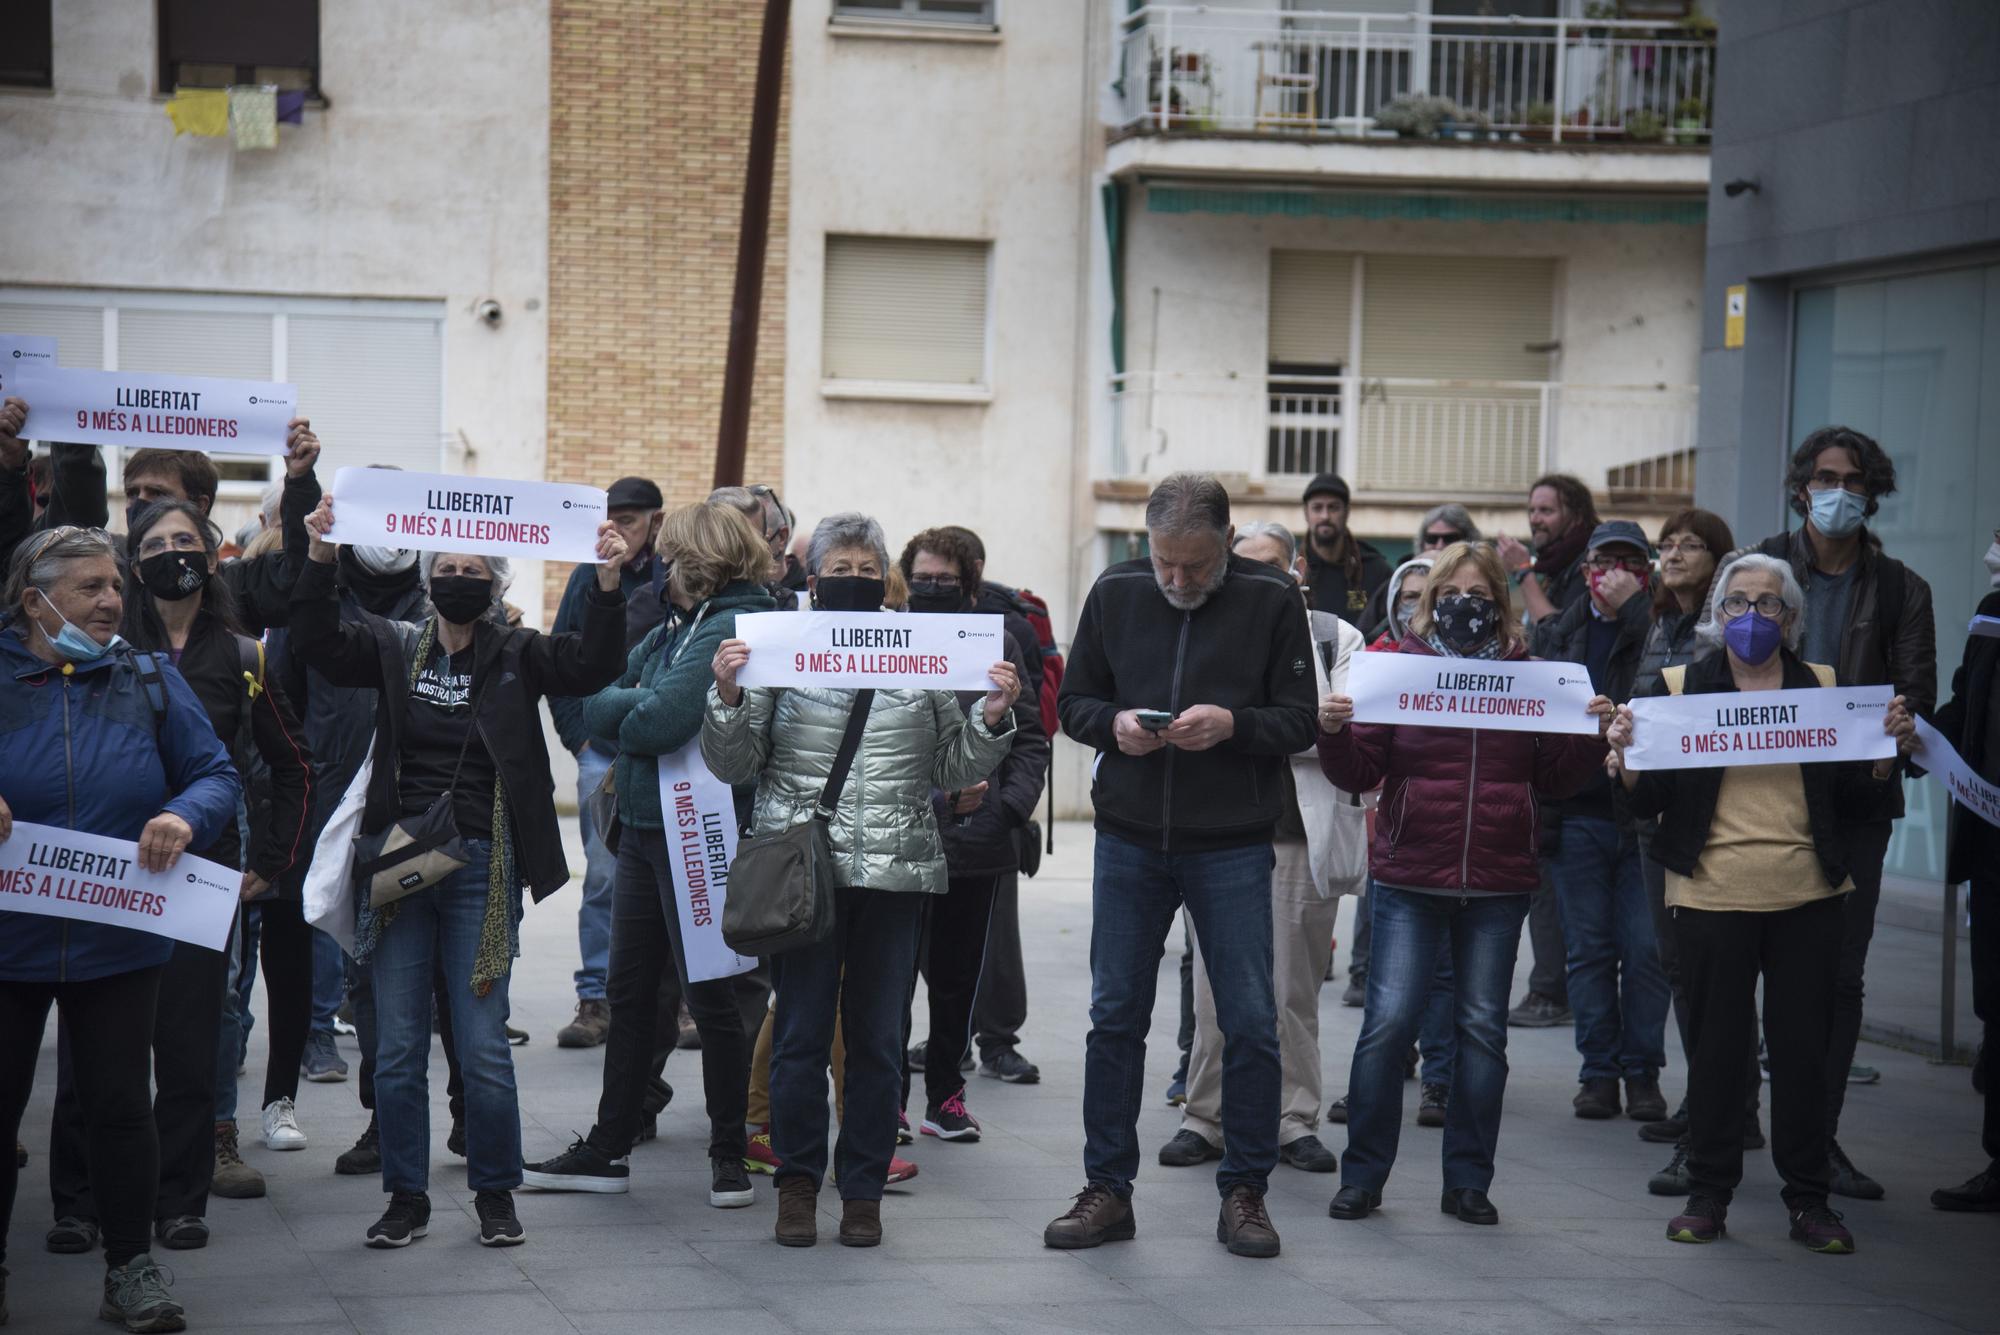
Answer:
[{"left": 262, "top": 1097, "right": 308, "bottom": 1151}]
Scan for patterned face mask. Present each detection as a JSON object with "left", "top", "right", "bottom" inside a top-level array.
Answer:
[{"left": 1430, "top": 593, "right": 1499, "bottom": 653}]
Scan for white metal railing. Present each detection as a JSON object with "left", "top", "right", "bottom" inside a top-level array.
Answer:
[
  {"left": 1107, "top": 371, "right": 1699, "bottom": 498},
  {"left": 1114, "top": 6, "right": 1715, "bottom": 143}
]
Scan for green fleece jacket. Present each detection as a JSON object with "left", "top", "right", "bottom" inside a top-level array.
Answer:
[{"left": 581, "top": 581, "right": 776, "bottom": 830}]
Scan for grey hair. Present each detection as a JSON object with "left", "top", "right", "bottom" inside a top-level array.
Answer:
[
  {"left": 1696, "top": 553, "right": 1805, "bottom": 655},
  {"left": 807, "top": 512, "right": 889, "bottom": 576},
  {"left": 259, "top": 482, "right": 284, "bottom": 528},
  {"left": 707, "top": 485, "right": 760, "bottom": 518},
  {"left": 4, "top": 526, "right": 121, "bottom": 609},
  {"left": 421, "top": 549, "right": 514, "bottom": 597},
  {"left": 1415, "top": 503, "right": 1481, "bottom": 552},
  {"left": 1232, "top": 521, "right": 1297, "bottom": 567},
  {"left": 1145, "top": 472, "right": 1231, "bottom": 539}
]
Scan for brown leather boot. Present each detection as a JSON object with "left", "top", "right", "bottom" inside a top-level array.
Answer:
[
  {"left": 838, "top": 1197, "right": 882, "bottom": 1248},
  {"left": 775, "top": 1176, "right": 818, "bottom": 1248},
  {"left": 1043, "top": 1183, "right": 1136, "bottom": 1249},
  {"left": 1217, "top": 1185, "right": 1280, "bottom": 1258}
]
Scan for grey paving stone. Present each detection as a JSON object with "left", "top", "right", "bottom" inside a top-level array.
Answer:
[
  {"left": 755, "top": 1279, "right": 1004, "bottom": 1330},
  {"left": 338, "top": 1290, "right": 577, "bottom": 1335}
]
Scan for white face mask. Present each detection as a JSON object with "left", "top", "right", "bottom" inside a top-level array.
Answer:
[
  {"left": 1985, "top": 540, "right": 2000, "bottom": 588},
  {"left": 351, "top": 545, "right": 417, "bottom": 576}
]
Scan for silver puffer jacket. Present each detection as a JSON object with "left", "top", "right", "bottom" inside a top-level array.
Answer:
[{"left": 701, "top": 684, "right": 1014, "bottom": 895}]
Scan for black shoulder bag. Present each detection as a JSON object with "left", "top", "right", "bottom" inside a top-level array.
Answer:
[
  {"left": 352, "top": 651, "right": 490, "bottom": 910},
  {"left": 721, "top": 689, "right": 874, "bottom": 957}
]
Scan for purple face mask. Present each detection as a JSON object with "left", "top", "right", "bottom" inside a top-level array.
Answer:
[{"left": 1724, "top": 610, "right": 1783, "bottom": 665}]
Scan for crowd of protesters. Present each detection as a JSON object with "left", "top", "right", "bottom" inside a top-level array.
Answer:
[{"left": 0, "top": 384, "right": 1994, "bottom": 1330}]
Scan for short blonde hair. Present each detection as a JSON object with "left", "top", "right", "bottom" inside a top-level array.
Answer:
[
  {"left": 661, "top": 502, "right": 770, "bottom": 605},
  {"left": 1409, "top": 541, "right": 1523, "bottom": 653},
  {"left": 883, "top": 566, "right": 909, "bottom": 612}
]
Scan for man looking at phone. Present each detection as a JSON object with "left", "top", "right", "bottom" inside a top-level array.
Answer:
[{"left": 1043, "top": 473, "right": 1317, "bottom": 1260}]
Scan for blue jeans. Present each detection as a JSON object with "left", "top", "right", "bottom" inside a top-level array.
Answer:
[
  {"left": 310, "top": 925, "right": 345, "bottom": 1037},
  {"left": 1084, "top": 832, "right": 1280, "bottom": 1198},
  {"left": 216, "top": 906, "right": 248, "bottom": 1123},
  {"left": 573, "top": 744, "right": 617, "bottom": 1001},
  {"left": 1549, "top": 816, "right": 1670, "bottom": 1082},
  {"left": 768, "top": 886, "right": 925, "bottom": 1200},
  {"left": 370, "top": 841, "right": 522, "bottom": 1194},
  {"left": 1342, "top": 883, "right": 1527, "bottom": 1195},
  {"left": 1417, "top": 943, "right": 1456, "bottom": 1089}
]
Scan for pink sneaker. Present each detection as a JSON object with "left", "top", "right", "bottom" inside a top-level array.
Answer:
[{"left": 887, "top": 1155, "right": 919, "bottom": 1185}]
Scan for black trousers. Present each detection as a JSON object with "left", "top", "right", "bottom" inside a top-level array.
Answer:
[
  {"left": 1971, "top": 870, "right": 1999, "bottom": 1170},
  {"left": 589, "top": 827, "right": 749, "bottom": 1160},
  {"left": 1825, "top": 819, "right": 1892, "bottom": 1134},
  {"left": 902, "top": 874, "right": 1001, "bottom": 1111},
  {"left": 53, "top": 941, "right": 224, "bottom": 1224},
  {"left": 1, "top": 967, "right": 163, "bottom": 1268},
  {"left": 1639, "top": 830, "right": 1760, "bottom": 1116},
  {"left": 1676, "top": 895, "right": 1843, "bottom": 1207},
  {"left": 352, "top": 956, "right": 463, "bottom": 1123},
  {"left": 254, "top": 897, "right": 316, "bottom": 1109},
  {"left": 973, "top": 871, "right": 1028, "bottom": 1056}
]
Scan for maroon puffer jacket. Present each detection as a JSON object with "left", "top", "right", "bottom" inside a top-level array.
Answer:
[{"left": 1317, "top": 636, "right": 1606, "bottom": 894}]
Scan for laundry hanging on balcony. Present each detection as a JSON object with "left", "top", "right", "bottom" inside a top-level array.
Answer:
[
  {"left": 164, "top": 86, "right": 307, "bottom": 146},
  {"left": 229, "top": 85, "right": 278, "bottom": 150},
  {"left": 164, "top": 88, "right": 230, "bottom": 138}
]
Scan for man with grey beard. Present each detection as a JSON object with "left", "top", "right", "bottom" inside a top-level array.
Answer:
[{"left": 1043, "top": 473, "right": 1317, "bottom": 1260}]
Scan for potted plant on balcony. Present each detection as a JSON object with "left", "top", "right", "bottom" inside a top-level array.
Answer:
[
  {"left": 1522, "top": 101, "right": 1556, "bottom": 143},
  {"left": 1626, "top": 109, "right": 1665, "bottom": 143},
  {"left": 1672, "top": 96, "right": 1706, "bottom": 143},
  {"left": 1376, "top": 94, "right": 1461, "bottom": 139}
]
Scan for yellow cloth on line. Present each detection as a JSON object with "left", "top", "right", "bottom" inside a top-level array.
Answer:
[
  {"left": 229, "top": 85, "right": 278, "bottom": 151},
  {"left": 165, "top": 88, "right": 230, "bottom": 138}
]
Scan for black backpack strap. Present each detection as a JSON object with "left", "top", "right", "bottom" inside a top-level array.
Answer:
[
  {"left": 235, "top": 634, "right": 265, "bottom": 697},
  {"left": 813, "top": 690, "right": 875, "bottom": 822},
  {"left": 131, "top": 650, "right": 168, "bottom": 737}
]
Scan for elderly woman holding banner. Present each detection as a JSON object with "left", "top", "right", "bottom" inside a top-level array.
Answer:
[
  {"left": 0, "top": 526, "right": 240, "bottom": 1333},
  {"left": 703, "top": 511, "right": 1018, "bottom": 1250},
  {"left": 297, "top": 495, "right": 628, "bottom": 1252},
  {"left": 523, "top": 502, "right": 776, "bottom": 1210},
  {"left": 1317, "top": 540, "right": 1613, "bottom": 1229},
  {"left": 1607, "top": 551, "right": 1913, "bottom": 1257}
]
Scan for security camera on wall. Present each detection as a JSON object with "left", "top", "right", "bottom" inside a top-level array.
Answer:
[{"left": 475, "top": 299, "right": 503, "bottom": 327}]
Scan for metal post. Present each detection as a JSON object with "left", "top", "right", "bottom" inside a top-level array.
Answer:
[
  {"left": 1941, "top": 879, "right": 1960, "bottom": 1061},
  {"left": 1551, "top": 18, "right": 1566, "bottom": 143},
  {"left": 712, "top": 0, "right": 790, "bottom": 490},
  {"left": 1158, "top": 8, "right": 1173, "bottom": 132},
  {"left": 1355, "top": 16, "right": 1370, "bottom": 130}
]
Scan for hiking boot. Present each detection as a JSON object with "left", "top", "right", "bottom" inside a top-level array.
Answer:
[
  {"left": 475, "top": 1190, "right": 525, "bottom": 1246},
  {"left": 745, "top": 1124, "right": 782, "bottom": 1175},
  {"left": 676, "top": 1002, "right": 701, "bottom": 1051},
  {"left": 1828, "top": 1139, "right": 1884, "bottom": 1200},
  {"left": 1328, "top": 1185, "right": 1380, "bottom": 1220},
  {"left": 365, "top": 1192, "right": 431, "bottom": 1248},
  {"left": 1217, "top": 1185, "right": 1280, "bottom": 1257},
  {"left": 1648, "top": 1140, "right": 1691, "bottom": 1196},
  {"left": 838, "top": 1197, "right": 882, "bottom": 1247},
  {"left": 1442, "top": 1187, "right": 1499, "bottom": 1225},
  {"left": 101, "top": 1252, "right": 183, "bottom": 1333},
  {"left": 1278, "top": 1134, "right": 1336, "bottom": 1173},
  {"left": 710, "top": 1155, "right": 754, "bottom": 1208},
  {"left": 1044, "top": 1183, "right": 1135, "bottom": 1249},
  {"left": 154, "top": 1216, "right": 208, "bottom": 1250},
  {"left": 335, "top": 1116, "right": 381, "bottom": 1176},
  {"left": 1639, "top": 1100, "right": 1689, "bottom": 1144},
  {"left": 1417, "top": 1082, "right": 1448, "bottom": 1128},
  {"left": 1624, "top": 1077, "right": 1668, "bottom": 1123},
  {"left": 261, "top": 1096, "right": 307, "bottom": 1151},
  {"left": 978, "top": 1047, "right": 1040, "bottom": 1084},
  {"left": 211, "top": 1123, "right": 266, "bottom": 1200},
  {"left": 1789, "top": 1201, "right": 1855, "bottom": 1254},
  {"left": 1931, "top": 1169, "right": 2000, "bottom": 1212},
  {"left": 447, "top": 1117, "right": 467, "bottom": 1158},
  {"left": 522, "top": 1137, "right": 630, "bottom": 1193},
  {"left": 921, "top": 1089, "right": 982, "bottom": 1143},
  {"left": 775, "top": 1176, "right": 819, "bottom": 1247},
  {"left": 46, "top": 1215, "right": 99, "bottom": 1254},
  {"left": 886, "top": 1155, "right": 919, "bottom": 1185},
  {"left": 1326, "top": 1095, "right": 1349, "bottom": 1124},
  {"left": 555, "top": 998, "right": 610, "bottom": 1049},
  {"left": 1667, "top": 1194, "right": 1727, "bottom": 1244},
  {"left": 1159, "top": 1129, "right": 1222, "bottom": 1167},
  {"left": 1506, "top": 991, "right": 1570, "bottom": 1027},
  {"left": 300, "top": 1030, "right": 348, "bottom": 1083},
  {"left": 1573, "top": 1078, "right": 1621, "bottom": 1120}
]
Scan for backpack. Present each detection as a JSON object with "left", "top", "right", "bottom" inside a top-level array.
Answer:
[{"left": 1007, "top": 587, "right": 1065, "bottom": 740}]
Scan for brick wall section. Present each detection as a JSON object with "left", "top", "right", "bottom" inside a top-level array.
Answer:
[{"left": 545, "top": 1, "right": 790, "bottom": 618}]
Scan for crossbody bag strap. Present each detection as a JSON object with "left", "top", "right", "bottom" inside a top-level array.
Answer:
[{"left": 813, "top": 689, "right": 875, "bottom": 822}]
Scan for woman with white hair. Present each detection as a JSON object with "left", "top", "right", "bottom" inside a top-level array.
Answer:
[
  {"left": 1608, "top": 552, "right": 1914, "bottom": 1256},
  {"left": 296, "top": 496, "right": 630, "bottom": 1251}
]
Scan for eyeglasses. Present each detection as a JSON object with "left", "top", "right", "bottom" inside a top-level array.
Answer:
[
  {"left": 1421, "top": 530, "right": 1465, "bottom": 548},
  {"left": 1807, "top": 470, "right": 1869, "bottom": 495},
  {"left": 1583, "top": 555, "right": 1648, "bottom": 573},
  {"left": 137, "top": 531, "right": 205, "bottom": 559},
  {"left": 1657, "top": 539, "right": 1709, "bottom": 557},
  {"left": 747, "top": 484, "right": 788, "bottom": 541},
  {"left": 1721, "top": 592, "right": 1787, "bottom": 618},
  {"left": 911, "top": 577, "right": 963, "bottom": 596}
]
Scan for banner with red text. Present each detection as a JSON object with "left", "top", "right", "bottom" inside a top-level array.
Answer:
[
  {"left": 1912, "top": 716, "right": 2000, "bottom": 832},
  {"left": 0, "top": 821, "right": 238, "bottom": 950},
  {"left": 1624, "top": 684, "right": 1895, "bottom": 771},
  {"left": 12, "top": 363, "right": 295, "bottom": 454},
  {"left": 733, "top": 611, "right": 1005, "bottom": 692},
  {"left": 656, "top": 741, "right": 757, "bottom": 983},
  {"left": 328, "top": 466, "right": 608, "bottom": 564},
  {"left": 1346, "top": 652, "right": 1600, "bottom": 736}
]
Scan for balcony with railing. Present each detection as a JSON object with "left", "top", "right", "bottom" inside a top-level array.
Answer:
[
  {"left": 1113, "top": 6, "right": 1716, "bottom": 146},
  {"left": 1107, "top": 371, "right": 1698, "bottom": 503}
]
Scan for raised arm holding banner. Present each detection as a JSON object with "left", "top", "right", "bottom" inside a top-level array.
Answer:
[
  {"left": 10, "top": 359, "right": 296, "bottom": 455},
  {"left": 326, "top": 466, "right": 609, "bottom": 564}
]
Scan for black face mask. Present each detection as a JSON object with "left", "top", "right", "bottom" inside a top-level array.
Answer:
[
  {"left": 813, "top": 576, "right": 886, "bottom": 612},
  {"left": 1430, "top": 593, "right": 1499, "bottom": 653},
  {"left": 907, "top": 579, "right": 968, "bottom": 615},
  {"left": 430, "top": 575, "right": 495, "bottom": 626},
  {"left": 138, "top": 549, "right": 211, "bottom": 602}
]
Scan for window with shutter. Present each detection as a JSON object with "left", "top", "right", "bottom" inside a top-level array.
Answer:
[
  {"left": 1, "top": 2, "right": 52, "bottom": 88},
  {"left": 289, "top": 314, "right": 444, "bottom": 476},
  {"left": 157, "top": 0, "right": 319, "bottom": 93},
  {"left": 0, "top": 302, "right": 105, "bottom": 369},
  {"left": 823, "top": 236, "right": 991, "bottom": 388},
  {"left": 833, "top": 1, "right": 997, "bottom": 26},
  {"left": 1267, "top": 251, "right": 1352, "bottom": 475}
]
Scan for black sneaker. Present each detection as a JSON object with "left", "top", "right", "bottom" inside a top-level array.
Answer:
[
  {"left": 335, "top": 1116, "right": 381, "bottom": 1176},
  {"left": 447, "top": 1118, "right": 467, "bottom": 1159},
  {"left": 1828, "top": 1139, "right": 1885, "bottom": 1201},
  {"left": 1159, "top": 1129, "right": 1223, "bottom": 1167},
  {"left": 709, "top": 1155, "right": 755, "bottom": 1209},
  {"left": 1639, "top": 1100, "right": 1689, "bottom": 1144},
  {"left": 1326, "top": 1095, "right": 1349, "bottom": 1124},
  {"left": 1278, "top": 1134, "right": 1337, "bottom": 1173},
  {"left": 921, "top": 1089, "right": 982, "bottom": 1143},
  {"left": 979, "top": 1047, "right": 1041, "bottom": 1084},
  {"left": 1667, "top": 1194, "right": 1728, "bottom": 1244},
  {"left": 1648, "top": 1140, "right": 1691, "bottom": 1196},
  {"left": 907, "top": 1039, "right": 928, "bottom": 1072},
  {"left": 1789, "top": 1200, "right": 1855, "bottom": 1254},
  {"left": 475, "top": 1190, "right": 525, "bottom": 1247},
  {"left": 522, "top": 1137, "right": 630, "bottom": 1194},
  {"left": 365, "top": 1192, "right": 431, "bottom": 1249},
  {"left": 1417, "top": 1082, "right": 1448, "bottom": 1128}
]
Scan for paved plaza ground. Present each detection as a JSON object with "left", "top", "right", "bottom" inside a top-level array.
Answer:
[{"left": 8, "top": 822, "right": 1996, "bottom": 1333}]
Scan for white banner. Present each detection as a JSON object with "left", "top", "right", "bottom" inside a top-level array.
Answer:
[
  {"left": 12, "top": 364, "right": 296, "bottom": 455},
  {"left": 0, "top": 335, "right": 56, "bottom": 398},
  {"left": 328, "top": 466, "right": 608, "bottom": 564},
  {"left": 0, "top": 821, "right": 238, "bottom": 951},
  {"left": 657, "top": 742, "right": 757, "bottom": 983},
  {"left": 1913, "top": 716, "right": 2000, "bottom": 832},
  {"left": 734, "top": 610, "right": 1004, "bottom": 692},
  {"left": 1969, "top": 614, "right": 2000, "bottom": 641},
  {"left": 1624, "top": 684, "right": 1895, "bottom": 771},
  {"left": 1346, "top": 652, "right": 1600, "bottom": 735}
]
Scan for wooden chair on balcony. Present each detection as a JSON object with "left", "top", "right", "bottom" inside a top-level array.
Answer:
[{"left": 1253, "top": 40, "right": 1319, "bottom": 131}]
